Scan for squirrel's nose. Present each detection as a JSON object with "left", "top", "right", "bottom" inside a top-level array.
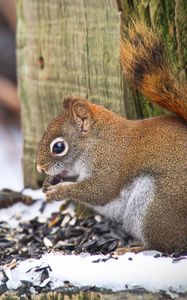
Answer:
[{"left": 36, "top": 164, "right": 44, "bottom": 174}]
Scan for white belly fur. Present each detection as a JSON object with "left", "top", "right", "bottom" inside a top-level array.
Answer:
[{"left": 95, "top": 175, "right": 155, "bottom": 243}]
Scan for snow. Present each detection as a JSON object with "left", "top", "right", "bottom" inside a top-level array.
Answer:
[
  {"left": 0, "top": 124, "right": 187, "bottom": 295},
  {"left": 0, "top": 125, "right": 23, "bottom": 191},
  {"left": 3, "top": 251, "right": 187, "bottom": 294},
  {"left": 0, "top": 189, "right": 64, "bottom": 228}
]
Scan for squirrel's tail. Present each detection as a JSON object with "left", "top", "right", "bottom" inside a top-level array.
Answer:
[{"left": 120, "top": 21, "right": 187, "bottom": 121}]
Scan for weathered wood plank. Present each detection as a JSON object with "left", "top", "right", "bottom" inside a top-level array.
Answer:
[
  {"left": 16, "top": 0, "right": 123, "bottom": 187},
  {"left": 1, "top": 290, "right": 187, "bottom": 300}
]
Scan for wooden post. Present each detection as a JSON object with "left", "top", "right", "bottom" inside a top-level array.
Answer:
[{"left": 16, "top": 0, "right": 123, "bottom": 187}]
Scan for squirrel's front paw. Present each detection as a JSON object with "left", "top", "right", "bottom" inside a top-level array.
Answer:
[
  {"left": 42, "top": 180, "right": 51, "bottom": 193},
  {"left": 42, "top": 175, "right": 63, "bottom": 193},
  {"left": 45, "top": 183, "right": 64, "bottom": 202}
]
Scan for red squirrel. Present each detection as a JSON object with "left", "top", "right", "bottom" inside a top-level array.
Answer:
[{"left": 36, "top": 22, "right": 187, "bottom": 253}]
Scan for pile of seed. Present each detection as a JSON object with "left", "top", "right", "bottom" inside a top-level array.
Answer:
[
  {"left": 0, "top": 194, "right": 133, "bottom": 266},
  {"left": 0, "top": 190, "right": 187, "bottom": 298},
  {"left": 0, "top": 190, "right": 186, "bottom": 268}
]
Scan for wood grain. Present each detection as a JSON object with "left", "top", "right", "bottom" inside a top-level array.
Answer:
[{"left": 17, "top": 0, "right": 123, "bottom": 187}]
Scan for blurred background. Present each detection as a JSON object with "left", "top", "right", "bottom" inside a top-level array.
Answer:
[{"left": 0, "top": 0, "right": 23, "bottom": 190}]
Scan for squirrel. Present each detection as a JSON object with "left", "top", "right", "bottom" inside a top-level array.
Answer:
[{"left": 36, "top": 22, "right": 187, "bottom": 253}]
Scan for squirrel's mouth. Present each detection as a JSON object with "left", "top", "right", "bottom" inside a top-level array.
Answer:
[
  {"left": 59, "top": 170, "right": 78, "bottom": 182},
  {"left": 44, "top": 170, "right": 78, "bottom": 187},
  {"left": 42, "top": 169, "right": 79, "bottom": 193}
]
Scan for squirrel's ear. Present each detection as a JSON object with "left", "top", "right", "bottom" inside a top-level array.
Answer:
[
  {"left": 63, "top": 96, "right": 77, "bottom": 111},
  {"left": 63, "top": 96, "right": 91, "bottom": 136}
]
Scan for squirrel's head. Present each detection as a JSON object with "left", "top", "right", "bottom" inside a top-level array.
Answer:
[{"left": 36, "top": 96, "right": 95, "bottom": 180}]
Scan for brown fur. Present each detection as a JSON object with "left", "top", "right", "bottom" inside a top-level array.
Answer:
[
  {"left": 36, "top": 22, "right": 187, "bottom": 253},
  {"left": 120, "top": 22, "right": 187, "bottom": 121}
]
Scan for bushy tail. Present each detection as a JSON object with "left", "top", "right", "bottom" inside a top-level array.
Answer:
[{"left": 120, "top": 21, "right": 187, "bottom": 121}]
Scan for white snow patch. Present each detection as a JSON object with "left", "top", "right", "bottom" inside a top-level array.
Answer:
[
  {"left": 0, "top": 188, "right": 64, "bottom": 228},
  {"left": 3, "top": 251, "right": 187, "bottom": 293},
  {"left": 0, "top": 125, "right": 23, "bottom": 191}
]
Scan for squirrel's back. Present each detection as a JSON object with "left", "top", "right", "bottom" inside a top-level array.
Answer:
[{"left": 120, "top": 22, "right": 187, "bottom": 121}]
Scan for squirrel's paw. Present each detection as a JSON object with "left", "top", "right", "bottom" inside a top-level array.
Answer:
[
  {"left": 42, "top": 175, "right": 63, "bottom": 193},
  {"left": 42, "top": 181, "right": 51, "bottom": 193},
  {"left": 45, "top": 183, "right": 62, "bottom": 202}
]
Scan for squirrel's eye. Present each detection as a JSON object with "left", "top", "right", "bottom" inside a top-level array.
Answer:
[{"left": 50, "top": 137, "right": 68, "bottom": 157}]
